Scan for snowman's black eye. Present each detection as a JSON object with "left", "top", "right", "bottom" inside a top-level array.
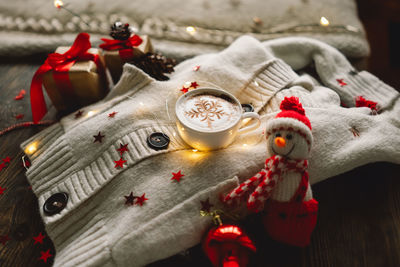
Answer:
[
  {"left": 286, "top": 134, "right": 293, "bottom": 140},
  {"left": 275, "top": 133, "right": 281, "bottom": 137}
]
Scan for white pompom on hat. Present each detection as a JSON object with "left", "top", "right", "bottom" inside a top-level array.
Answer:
[{"left": 265, "top": 96, "right": 313, "bottom": 149}]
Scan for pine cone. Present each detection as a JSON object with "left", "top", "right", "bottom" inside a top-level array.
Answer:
[
  {"left": 110, "top": 21, "right": 131, "bottom": 41},
  {"left": 129, "top": 53, "right": 176, "bottom": 81}
]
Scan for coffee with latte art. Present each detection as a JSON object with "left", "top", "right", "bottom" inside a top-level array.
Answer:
[{"left": 177, "top": 93, "right": 242, "bottom": 131}]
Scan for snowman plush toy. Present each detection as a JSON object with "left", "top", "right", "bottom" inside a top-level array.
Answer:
[{"left": 224, "top": 96, "right": 318, "bottom": 247}]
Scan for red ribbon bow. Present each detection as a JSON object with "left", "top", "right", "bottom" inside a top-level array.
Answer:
[
  {"left": 100, "top": 35, "right": 143, "bottom": 60},
  {"left": 30, "top": 32, "right": 104, "bottom": 123}
]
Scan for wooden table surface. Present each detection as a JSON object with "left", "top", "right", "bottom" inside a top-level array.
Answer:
[{"left": 0, "top": 56, "right": 400, "bottom": 267}]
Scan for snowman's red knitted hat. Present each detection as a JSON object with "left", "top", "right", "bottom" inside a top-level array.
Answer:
[{"left": 265, "top": 96, "right": 313, "bottom": 147}]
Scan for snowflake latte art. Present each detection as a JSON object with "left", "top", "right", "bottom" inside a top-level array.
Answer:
[{"left": 179, "top": 94, "right": 242, "bottom": 131}]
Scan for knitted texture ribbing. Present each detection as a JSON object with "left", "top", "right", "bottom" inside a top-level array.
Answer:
[
  {"left": 21, "top": 36, "right": 399, "bottom": 266},
  {"left": 0, "top": 0, "right": 368, "bottom": 59}
]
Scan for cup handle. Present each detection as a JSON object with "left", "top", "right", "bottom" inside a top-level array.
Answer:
[{"left": 237, "top": 112, "right": 261, "bottom": 135}]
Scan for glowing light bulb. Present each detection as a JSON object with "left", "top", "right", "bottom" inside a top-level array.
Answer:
[
  {"left": 186, "top": 26, "right": 196, "bottom": 35},
  {"left": 320, "top": 16, "right": 330, "bottom": 27},
  {"left": 25, "top": 142, "right": 38, "bottom": 154},
  {"left": 242, "top": 118, "right": 251, "bottom": 124},
  {"left": 192, "top": 149, "right": 198, "bottom": 152},
  {"left": 54, "top": 0, "right": 63, "bottom": 8}
]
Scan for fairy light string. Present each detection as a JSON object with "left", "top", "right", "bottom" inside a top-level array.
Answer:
[{"left": 54, "top": 0, "right": 90, "bottom": 27}]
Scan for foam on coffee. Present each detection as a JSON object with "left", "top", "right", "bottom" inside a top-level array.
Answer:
[{"left": 178, "top": 93, "right": 242, "bottom": 131}]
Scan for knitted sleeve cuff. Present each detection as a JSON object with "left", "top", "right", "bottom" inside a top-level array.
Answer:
[
  {"left": 237, "top": 58, "right": 299, "bottom": 113},
  {"left": 21, "top": 122, "right": 65, "bottom": 163},
  {"left": 262, "top": 37, "right": 400, "bottom": 111},
  {"left": 326, "top": 70, "right": 400, "bottom": 110}
]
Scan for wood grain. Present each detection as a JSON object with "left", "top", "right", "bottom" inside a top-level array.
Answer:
[
  {"left": 1, "top": 1, "right": 400, "bottom": 264},
  {"left": 0, "top": 61, "right": 55, "bottom": 267}
]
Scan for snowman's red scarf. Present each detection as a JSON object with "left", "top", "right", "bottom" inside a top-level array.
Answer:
[{"left": 223, "top": 155, "right": 308, "bottom": 212}]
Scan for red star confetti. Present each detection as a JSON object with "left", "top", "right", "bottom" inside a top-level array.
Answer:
[
  {"left": 135, "top": 193, "right": 148, "bottom": 206},
  {"left": 200, "top": 198, "right": 214, "bottom": 212},
  {"left": 193, "top": 65, "right": 200, "bottom": 71},
  {"left": 14, "top": 89, "right": 26, "bottom": 100},
  {"left": 15, "top": 114, "right": 24, "bottom": 120},
  {"left": 33, "top": 232, "right": 46, "bottom": 245},
  {"left": 38, "top": 249, "right": 53, "bottom": 263},
  {"left": 180, "top": 86, "right": 189, "bottom": 94},
  {"left": 0, "top": 163, "right": 6, "bottom": 171},
  {"left": 117, "top": 143, "right": 129, "bottom": 155},
  {"left": 2, "top": 157, "right": 11, "bottom": 164},
  {"left": 171, "top": 170, "right": 184, "bottom": 182},
  {"left": 114, "top": 157, "right": 127, "bottom": 168},
  {"left": 190, "top": 81, "right": 199, "bottom": 89},
  {"left": 93, "top": 132, "right": 105, "bottom": 143},
  {"left": 124, "top": 192, "right": 137, "bottom": 206},
  {"left": 75, "top": 110, "right": 83, "bottom": 118},
  {"left": 108, "top": 111, "right": 118, "bottom": 118},
  {"left": 336, "top": 79, "right": 347, "bottom": 87},
  {"left": 0, "top": 235, "right": 10, "bottom": 245}
]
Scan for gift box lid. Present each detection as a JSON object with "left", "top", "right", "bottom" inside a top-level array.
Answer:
[{"left": 54, "top": 47, "right": 101, "bottom": 73}]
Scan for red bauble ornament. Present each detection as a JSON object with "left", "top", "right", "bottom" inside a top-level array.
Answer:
[{"left": 202, "top": 224, "right": 256, "bottom": 267}]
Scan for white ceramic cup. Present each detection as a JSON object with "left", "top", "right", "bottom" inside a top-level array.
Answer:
[{"left": 175, "top": 87, "right": 261, "bottom": 151}]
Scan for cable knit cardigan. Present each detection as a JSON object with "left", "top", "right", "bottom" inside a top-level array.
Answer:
[{"left": 21, "top": 36, "right": 400, "bottom": 267}]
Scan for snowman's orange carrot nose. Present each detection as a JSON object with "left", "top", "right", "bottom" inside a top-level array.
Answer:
[{"left": 274, "top": 137, "right": 286, "bottom": 147}]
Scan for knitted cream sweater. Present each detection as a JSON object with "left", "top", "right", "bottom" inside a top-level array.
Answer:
[{"left": 22, "top": 36, "right": 400, "bottom": 267}]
